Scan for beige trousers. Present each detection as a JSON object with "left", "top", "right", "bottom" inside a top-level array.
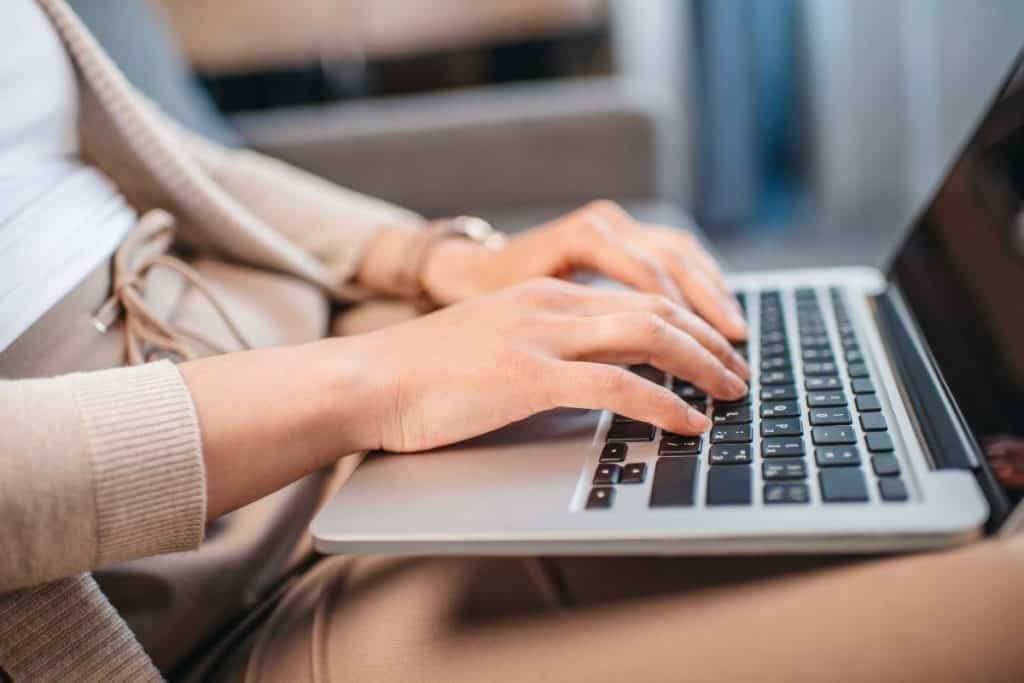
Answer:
[
  {"left": 11, "top": 247, "right": 1024, "bottom": 683},
  {"left": 204, "top": 539, "right": 1024, "bottom": 683}
]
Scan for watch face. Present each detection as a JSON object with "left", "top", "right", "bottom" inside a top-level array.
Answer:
[{"left": 455, "top": 216, "right": 507, "bottom": 250}]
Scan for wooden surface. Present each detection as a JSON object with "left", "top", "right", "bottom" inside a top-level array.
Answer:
[{"left": 154, "top": 0, "right": 607, "bottom": 73}]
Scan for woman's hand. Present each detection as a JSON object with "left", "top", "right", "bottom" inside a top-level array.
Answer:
[
  {"left": 420, "top": 200, "right": 747, "bottom": 341},
  {"left": 342, "top": 277, "right": 749, "bottom": 454},
  {"left": 183, "top": 277, "right": 748, "bottom": 518}
]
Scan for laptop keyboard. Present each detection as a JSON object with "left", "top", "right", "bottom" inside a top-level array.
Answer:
[{"left": 585, "top": 287, "right": 910, "bottom": 510}]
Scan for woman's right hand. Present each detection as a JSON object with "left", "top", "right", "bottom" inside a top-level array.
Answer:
[
  {"left": 340, "top": 277, "right": 750, "bottom": 454},
  {"left": 184, "top": 276, "right": 749, "bottom": 518}
]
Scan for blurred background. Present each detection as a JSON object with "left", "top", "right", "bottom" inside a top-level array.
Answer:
[{"left": 73, "top": 0, "right": 1024, "bottom": 270}]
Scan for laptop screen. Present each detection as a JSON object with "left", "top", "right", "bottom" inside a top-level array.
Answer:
[{"left": 889, "top": 56, "right": 1024, "bottom": 496}]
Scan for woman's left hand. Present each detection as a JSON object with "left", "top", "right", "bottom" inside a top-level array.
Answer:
[{"left": 420, "top": 200, "right": 748, "bottom": 341}]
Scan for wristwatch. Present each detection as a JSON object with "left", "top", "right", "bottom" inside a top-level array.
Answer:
[{"left": 398, "top": 215, "right": 508, "bottom": 307}]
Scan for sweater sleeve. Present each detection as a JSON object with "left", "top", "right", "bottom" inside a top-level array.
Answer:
[
  {"left": 178, "top": 125, "right": 427, "bottom": 294},
  {"left": 0, "top": 361, "right": 206, "bottom": 593}
]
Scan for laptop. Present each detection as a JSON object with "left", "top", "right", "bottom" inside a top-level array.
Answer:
[{"left": 312, "top": 48, "right": 1024, "bottom": 556}]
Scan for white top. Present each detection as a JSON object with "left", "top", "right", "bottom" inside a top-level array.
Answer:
[{"left": 0, "top": 0, "right": 136, "bottom": 352}]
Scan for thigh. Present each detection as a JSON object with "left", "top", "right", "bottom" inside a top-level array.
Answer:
[{"left": 211, "top": 539, "right": 1024, "bottom": 683}]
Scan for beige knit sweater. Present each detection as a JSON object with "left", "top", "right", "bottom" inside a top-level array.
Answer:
[{"left": 0, "top": 1, "right": 422, "bottom": 680}]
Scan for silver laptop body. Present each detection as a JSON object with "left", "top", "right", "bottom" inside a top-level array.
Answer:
[{"left": 312, "top": 49, "right": 1024, "bottom": 557}]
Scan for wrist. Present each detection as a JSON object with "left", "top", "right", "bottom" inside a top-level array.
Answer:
[
  {"left": 419, "top": 237, "right": 492, "bottom": 305},
  {"left": 354, "top": 225, "right": 424, "bottom": 297},
  {"left": 312, "top": 336, "right": 389, "bottom": 456}
]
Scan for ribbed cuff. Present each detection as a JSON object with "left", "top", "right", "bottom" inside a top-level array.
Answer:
[
  {"left": 68, "top": 361, "right": 206, "bottom": 566},
  {"left": 0, "top": 574, "right": 162, "bottom": 682}
]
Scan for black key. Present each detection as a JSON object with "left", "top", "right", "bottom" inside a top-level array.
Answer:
[
  {"left": 761, "top": 419, "right": 803, "bottom": 437},
  {"left": 760, "top": 357, "right": 791, "bottom": 371},
  {"left": 706, "top": 466, "right": 752, "bottom": 505},
  {"left": 630, "top": 364, "right": 666, "bottom": 385},
  {"left": 855, "top": 395, "right": 882, "bottom": 412},
  {"left": 845, "top": 349, "right": 864, "bottom": 363},
  {"left": 709, "top": 445, "right": 752, "bottom": 465},
  {"left": 620, "top": 462, "right": 647, "bottom": 484},
  {"left": 807, "top": 391, "right": 847, "bottom": 408},
  {"left": 715, "top": 394, "right": 752, "bottom": 408},
  {"left": 761, "top": 401, "right": 799, "bottom": 418},
  {"left": 860, "top": 413, "right": 887, "bottom": 431},
  {"left": 761, "top": 385, "right": 798, "bottom": 401},
  {"left": 611, "top": 413, "right": 637, "bottom": 424},
  {"left": 804, "top": 362, "right": 839, "bottom": 376},
  {"left": 851, "top": 378, "right": 875, "bottom": 394},
  {"left": 710, "top": 425, "right": 753, "bottom": 444},
  {"left": 674, "top": 384, "right": 707, "bottom": 401},
  {"left": 802, "top": 348, "right": 834, "bottom": 362},
  {"left": 761, "top": 330, "right": 787, "bottom": 345},
  {"left": 599, "top": 443, "right": 627, "bottom": 462},
  {"left": 879, "top": 477, "right": 908, "bottom": 502},
  {"left": 684, "top": 398, "right": 709, "bottom": 411},
  {"left": 649, "top": 457, "right": 698, "bottom": 507},
  {"left": 607, "top": 421, "right": 655, "bottom": 442},
  {"left": 764, "top": 483, "right": 810, "bottom": 504},
  {"left": 847, "top": 362, "right": 870, "bottom": 378},
  {"left": 812, "top": 426, "right": 857, "bottom": 445},
  {"left": 800, "top": 334, "right": 830, "bottom": 348},
  {"left": 815, "top": 446, "right": 861, "bottom": 467},
  {"left": 819, "top": 468, "right": 869, "bottom": 502},
  {"left": 593, "top": 464, "right": 621, "bottom": 485},
  {"left": 586, "top": 487, "right": 614, "bottom": 509},
  {"left": 712, "top": 405, "right": 752, "bottom": 425},
  {"left": 761, "top": 370, "right": 794, "bottom": 385},
  {"left": 762, "top": 437, "right": 805, "bottom": 457},
  {"left": 762, "top": 343, "right": 789, "bottom": 358},
  {"left": 763, "top": 458, "right": 807, "bottom": 480},
  {"left": 659, "top": 434, "right": 702, "bottom": 455},
  {"left": 809, "top": 407, "right": 852, "bottom": 426},
  {"left": 866, "top": 432, "right": 894, "bottom": 452},
  {"left": 841, "top": 337, "right": 859, "bottom": 350},
  {"left": 806, "top": 376, "right": 841, "bottom": 391},
  {"left": 871, "top": 453, "right": 901, "bottom": 476}
]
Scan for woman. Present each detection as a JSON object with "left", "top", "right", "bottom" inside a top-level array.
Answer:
[{"left": 2, "top": 2, "right": 1024, "bottom": 682}]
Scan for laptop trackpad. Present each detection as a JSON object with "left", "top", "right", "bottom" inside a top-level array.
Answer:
[{"left": 315, "top": 409, "right": 600, "bottom": 540}]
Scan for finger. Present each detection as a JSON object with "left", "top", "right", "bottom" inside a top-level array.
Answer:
[
  {"left": 563, "top": 208, "right": 684, "bottom": 302},
  {"left": 665, "top": 258, "right": 748, "bottom": 342},
  {"left": 544, "top": 361, "right": 710, "bottom": 434},
  {"left": 658, "top": 227, "right": 732, "bottom": 295},
  {"left": 556, "top": 312, "right": 749, "bottom": 401},
  {"left": 561, "top": 288, "right": 749, "bottom": 380},
  {"left": 587, "top": 204, "right": 745, "bottom": 329}
]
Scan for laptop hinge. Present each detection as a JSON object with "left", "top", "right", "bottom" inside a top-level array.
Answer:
[{"left": 870, "top": 285, "right": 1012, "bottom": 531}]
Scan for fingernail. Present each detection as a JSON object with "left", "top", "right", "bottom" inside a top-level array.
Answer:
[
  {"left": 729, "top": 309, "right": 748, "bottom": 331},
  {"left": 688, "top": 408, "right": 711, "bottom": 431},
  {"left": 732, "top": 352, "right": 751, "bottom": 380},
  {"left": 727, "top": 374, "right": 748, "bottom": 397}
]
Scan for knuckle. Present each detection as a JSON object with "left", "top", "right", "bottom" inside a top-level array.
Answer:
[
  {"left": 522, "top": 276, "right": 577, "bottom": 309},
  {"left": 520, "top": 275, "right": 558, "bottom": 297},
  {"left": 677, "top": 230, "right": 700, "bottom": 249},
  {"left": 635, "top": 312, "right": 668, "bottom": 342},
  {"left": 644, "top": 294, "right": 676, "bottom": 319},
  {"left": 586, "top": 198, "right": 624, "bottom": 216},
  {"left": 595, "top": 366, "right": 632, "bottom": 395},
  {"left": 636, "top": 256, "right": 663, "bottom": 281}
]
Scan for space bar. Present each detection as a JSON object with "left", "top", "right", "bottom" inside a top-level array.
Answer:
[{"left": 649, "top": 457, "right": 698, "bottom": 507}]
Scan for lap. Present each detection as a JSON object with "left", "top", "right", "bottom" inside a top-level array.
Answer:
[{"left": 208, "top": 539, "right": 1024, "bottom": 683}]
